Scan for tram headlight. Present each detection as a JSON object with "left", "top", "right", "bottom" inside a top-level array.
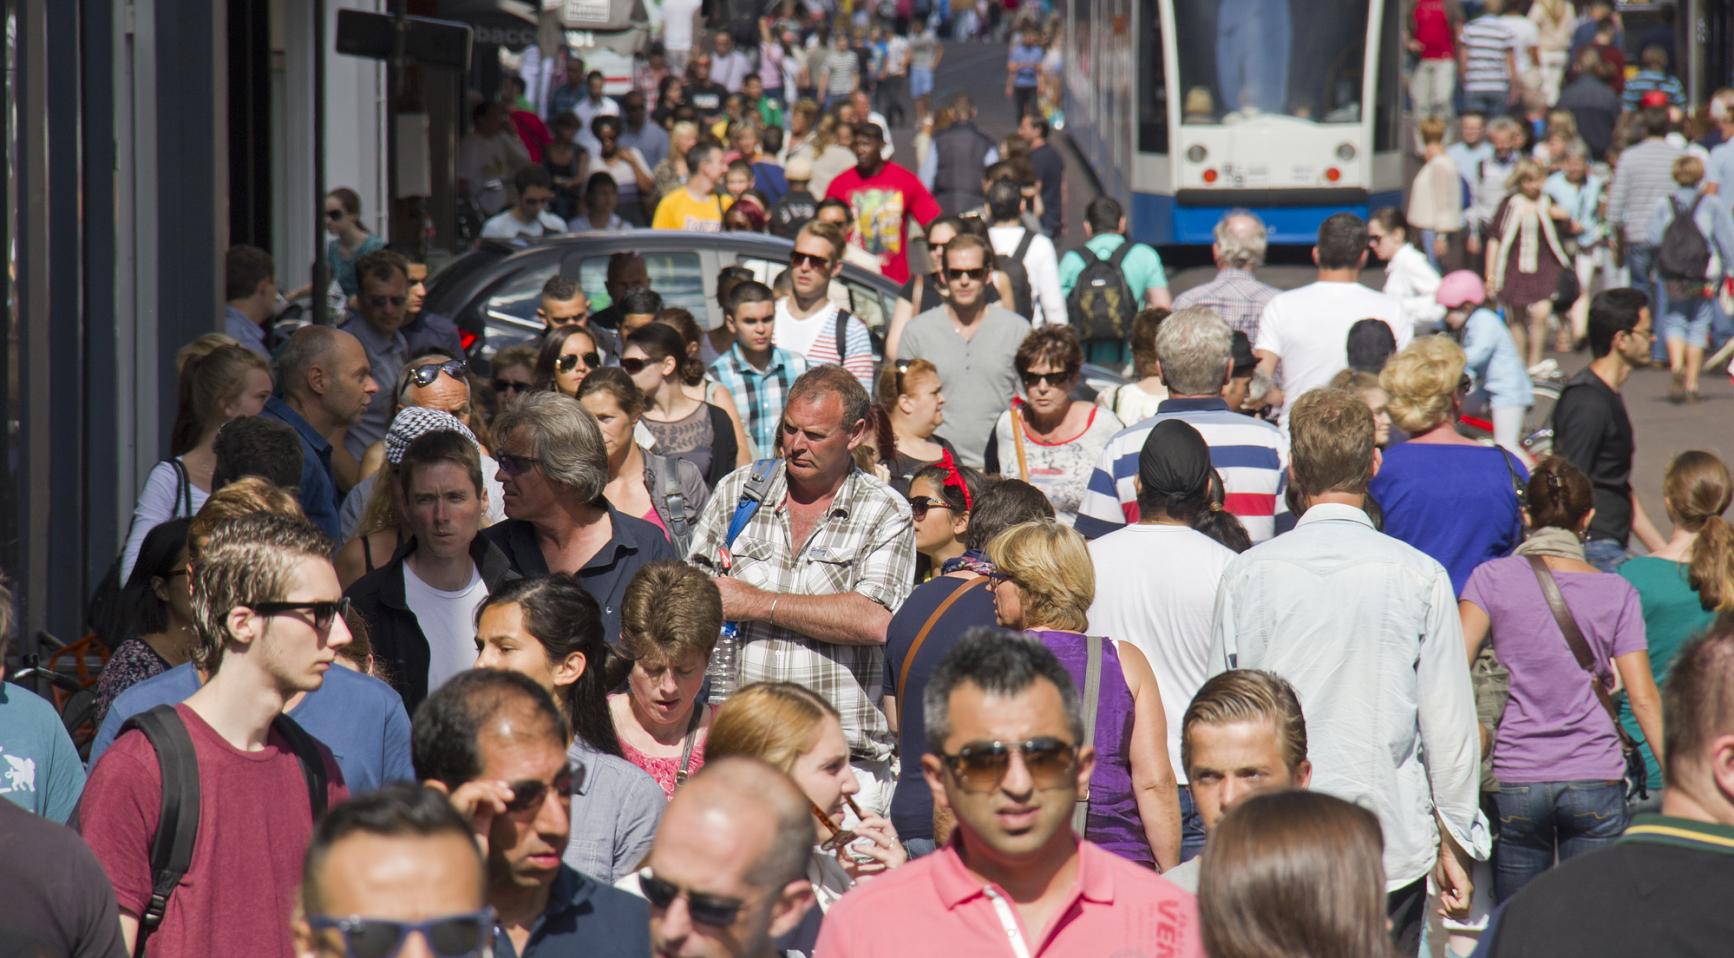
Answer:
[
  {"left": 1336, "top": 142, "right": 1357, "bottom": 162},
  {"left": 1186, "top": 145, "right": 1208, "bottom": 164}
]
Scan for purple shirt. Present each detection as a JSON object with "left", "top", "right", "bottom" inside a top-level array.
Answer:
[{"left": 1462, "top": 556, "right": 1647, "bottom": 782}]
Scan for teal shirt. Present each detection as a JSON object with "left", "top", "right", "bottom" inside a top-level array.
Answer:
[
  {"left": 1618, "top": 556, "right": 1717, "bottom": 789},
  {"left": 1058, "top": 233, "right": 1167, "bottom": 301},
  {"left": 0, "top": 682, "right": 86, "bottom": 822}
]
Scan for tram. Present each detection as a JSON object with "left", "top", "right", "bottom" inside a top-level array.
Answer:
[{"left": 1063, "top": 0, "right": 1405, "bottom": 246}]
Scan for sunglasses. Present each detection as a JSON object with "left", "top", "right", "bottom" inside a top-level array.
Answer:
[
  {"left": 790, "top": 250, "right": 831, "bottom": 270},
  {"left": 492, "top": 378, "right": 532, "bottom": 395},
  {"left": 305, "top": 909, "right": 494, "bottom": 958},
  {"left": 947, "top": 266, "right": 988, "bottom": 282},
  {"left": 617, "top": 356, "right": 653, "bottom": 374},
  {"left": 325, "top": 209, "right": 346, "bottom": 222},
  {"left": 247, "top": 597, "right": 352, "bottom": 632},
  {"left": 405, "top": 359, "right": 468, "bottom": 390},
  {"left": 1020, "top": 370, "right": 1073, "bottom": 390},
  {"left": 941, "top": 736, "right": 1079, "bottom": 794},
  {"left": 367, "top": 295, "right": 407, "bottom": 310},
  {"left": 985, "top": 569, "right": 1018, "bottom": 589},
  {"left": 638, "top": 869, "right": 747, "bottom": 927},
  {"left": 556, "top": 352, "right": 600, "bottom": 373},
  {"left": 503, "top": 763, "right": 578, "bottom": 814},
  {"left": 908, "top": 495, "right": 953, "bottom": 522},
  {"left": 495, "top": 453, "right": 542, "bottom": 477}
]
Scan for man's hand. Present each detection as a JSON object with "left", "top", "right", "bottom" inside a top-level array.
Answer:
[
  {"left": 1432, "top": 828, "right": 1475, "bottom": 921},
  {"left": 432, "top": 779, "right": 513, "bottom": 860},
  {"left": 711, "top": 576, "right": 770, "bottom": 621}
]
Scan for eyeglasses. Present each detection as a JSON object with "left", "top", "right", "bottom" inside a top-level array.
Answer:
[
  {"left": 247, "top": 597, "right": 352, "bottom": 632},
  {"left": 556, "top": 352, "right": 600, "bottom": 373},
  {"left": 405, "top": 359, "right": 468, "bottom": 390},
  {"left": 940, "top": 736, "right": 1080, "bottom": 794},
  {"left": 1456, "top": 373, "right": 1472, "bottom": 394},
  {"left": 1020, "top": 370, "right": 1073, "bottom": 390},
  {"left": 495, "top": 453, "right": 542, "bottom": 477},
  {"left": 790, "top": 250, "right": 831, "bottom": 270},
  {"left": 367, "top": 295, "right": 407, "bottom": 310},
  {"left": 985, "top": 569, "right": 1018, "bottom": 589},
  {"left": 325, "top": 209, "right": 346, "bottom": 222},
  {"left": 305, "top": 909, "right": 494, "bottom": 958},
  {"left": 947, "top": 267, "right": 988, "bottom": 282},
  {"left": 502, "top": 762, "right": 578, "bottom": 815},
  {"left": 617, "top": 356, "right": 652, "bottom": 374},
  {"left": 908, "top": 495, "right": 953, "bottom": 521},
  {"left": 638, "top": 869, "right": 747, "bottom": 927}
]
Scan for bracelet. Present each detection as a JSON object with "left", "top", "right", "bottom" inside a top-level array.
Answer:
[{"left": 768, "top": 595, "right": 781, "bottom": 629}]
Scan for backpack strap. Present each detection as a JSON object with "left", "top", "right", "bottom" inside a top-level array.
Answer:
[
  {"left": 724, "top": 458, "right": 782, "bottom": 552},
  {"left": 1070, "top": 635, "right": 1103, "bottom": 836},
  {"left": 651, "top": 453, "right": 694, "bottom": 555},
  {"left": 271, "top": 713, "right": 331, "bottom": 822},
  {"left": 169, "top": 459, "right": 193, "bottom": 518},
  {"left": 832, "top": 308, "right": 855, "bottom": 363},
  {"left": 1012, "top": 228, "right": 1035, "bottom": 263},
  {"left": 122, "top": 705, "right": 201, "bottom": 942},
  {"left": 1106, "top": 238, "right": 1135, "bottom": 270}
]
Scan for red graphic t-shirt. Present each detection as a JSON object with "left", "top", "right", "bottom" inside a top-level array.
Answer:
[{"left": 824, "top": 162, "right": 941, "bottom": 284}]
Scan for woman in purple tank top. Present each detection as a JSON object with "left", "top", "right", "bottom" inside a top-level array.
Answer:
[{"left": 985, "top": 520, "right": 1182, "bottom": 871}]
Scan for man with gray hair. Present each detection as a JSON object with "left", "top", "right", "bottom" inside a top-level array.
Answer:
[
  {"left": 688, "top": 365, "right": 915, "bottom": 816},
  {"left": 1076, "top": 307, "right": 1290, "bottom": 543},
  {"left": 1172, "top": 210, "right": 1281, "bottom": 341},
  {"left": 263, "top": 325, "right": 380, "bottom": 537}
]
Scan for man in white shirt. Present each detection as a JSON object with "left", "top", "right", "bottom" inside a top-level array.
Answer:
[
  {"left": 985, "top": 178, "right": 1066, "bottom": 326},
  {"left": 1208, "top": 388, "right": 1487, "bottom": 954},
  {"left": 481, "top": 166, "right": 566, "bottom": 241},
  {"left": 710, "top": 30, "right": 754, "bottom": 93},
  {"left": 1253, "top": 212, "right": 1408, "bottom": 428},
  {"left": 572, "top": 70, "right": 620, "bottom": 157},
  {"left": 658, "top": 0, "right": 703, "bottom": 73},
  {"left": 458, "top": 101, "right": 530, "bottom": 217}
]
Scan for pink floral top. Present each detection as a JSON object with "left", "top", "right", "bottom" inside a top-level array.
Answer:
[{"left": 619, "top": 737, "right": 706, "bottom": 800}]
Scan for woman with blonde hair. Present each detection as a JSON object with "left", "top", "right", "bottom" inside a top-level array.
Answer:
[
  {"left": 1200, "top": 790, "right": 1392, "bottom": 958},
  {"left": 706, "top": 681, "right": 906, "bottom": 949},
  {"left": 1486, "top": 158, "right": 1571, "bottom": 367},
  {"left": 985, "top": 520, "right": 1180, "bottom": 870},
  {"left": 1617, "top": 450, "right": 1734, "bottom": 797},
  {"left": 652, "top": 120, "right": 701, "bottom": 202},
  {"left": 1369, "top": 335, "right": 1527, "bottom": 594}
]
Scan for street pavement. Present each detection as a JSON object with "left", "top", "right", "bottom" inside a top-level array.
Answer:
[{"left": 891, "top": 37, "right": 1727, "bottom": 538}]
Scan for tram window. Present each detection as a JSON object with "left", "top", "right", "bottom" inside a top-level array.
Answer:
[
  {"left": 1373, "top": 0, "right": 1401, "bottom": 152},
  {"left": 1139, "top": 0, "right": 1168, "bottom": 153},
  {"left": 1171, "top": 0, "right": 1367, "bottom": 124}
]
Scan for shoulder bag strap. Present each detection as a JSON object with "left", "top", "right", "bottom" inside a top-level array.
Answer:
[
  {"left": 1012, "top": 228, "right": 1035, "bottom": 263},
  {"left": 122, "top": 704, "right": 201, "bottom": 942},
  {"left": 676, "top": 703, "right": 705, "bottom": 787},
  {"left": 170, "top": 459, "right": 193, "bottom": 518},
  {"left": 1071, "top": 634, "right": 1102, "bottom": 836},
  {"left": 724, "top": 459, "right": 781, "bottom": 551},
  {"left": 896, "top": 575, "right": 986, "bottom": 703},
  {"left": 272, "top": 713, "right": 331, "bottom": 820},
  {"left": 1007, "top": 404, "right": 1030, "bottom": 482},
  {"left": 1525, "top": 556, "right": 1638, "bottom": 749}
]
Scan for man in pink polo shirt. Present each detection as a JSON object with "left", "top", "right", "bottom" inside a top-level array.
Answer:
[{"left": 814, "top": 628, "right": 1204, "bottom": 958}]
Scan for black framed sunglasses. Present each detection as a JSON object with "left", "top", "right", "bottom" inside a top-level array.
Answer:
[
  {"left": 503, "top": 762, "right": 579, "bottom": 814},
  {"left": 907, "top": 495, "right": 953, "bottom": 522},
  {"left": 305, "top": 909, "right": 494, "bottom": 958},
  {"left": 492, "top": 378, "right": 532, "bottom": 395},
  {"left": 325, "top": 208, "right": 346, "bottom": 222},
  {"left": 556, "top": 352, "right": 600, "bottom": 373},
  {"left": 405, "top": 359, "right": 468, "bottom": 390},
  {"left": 1020, "top": 369, "right": 1074, "bottom": 390},
  {"left": 946, "top": 266, "right": 988, "bottom": 282},
  {"left": 790, "top": 250, "right": 830, "bottom": 270},
  {"left": 940, "top": 736, "right": 1079, "bottom": 794},
  {"left": 985, "top": 569, "right": 1017, "bottom": 589},
  {"left": 638, "top": 869, "right": 747, "bottom": 927},
  {"left": 495, "top": 453, "right": 542, "bottom": 477},
  {"left": 617, "top": 356, "right": 653, "bottom": 374},
  {"left": 247, "top": 597, "right": 351, "bottom": 632}
]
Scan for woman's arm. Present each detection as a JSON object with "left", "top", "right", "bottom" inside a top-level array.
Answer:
[
  {"left": 709, "top": 383, "right": 754, "bottom": 466},
  {"left": 886, "top": 295, "right": 916, "bottom": 361},
  {"left": 1614, "top": 649, "right": 1664, "bottom": 770},
  {"left": 1117, "top": 641, "right": 1181, "bottom": 871},
  {"left": 1460, "top": 598, "right": 1491, "bottom": 664}
]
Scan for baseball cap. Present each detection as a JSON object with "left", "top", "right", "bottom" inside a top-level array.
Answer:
[
  {"left": 1639, "top": 89, "right": 1670, "bottom": 109},
  {"left": 1435, "top": 270, "right": 1486, "bottom": 309},
  {"left": 1230, "top": 331, "right": 1258, "bottom": 377}
]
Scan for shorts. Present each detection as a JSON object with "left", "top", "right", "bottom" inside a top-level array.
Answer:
[
  {"left": 911, "top": 67, "right": 935, "bottom": 99},
  {"left": 1662, "top": 295, "right": 1715, "bottom": 350}
]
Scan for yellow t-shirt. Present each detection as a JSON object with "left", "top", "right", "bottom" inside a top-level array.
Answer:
[{"left": 652, "top": 188, "right": 732, "bottom": 232}]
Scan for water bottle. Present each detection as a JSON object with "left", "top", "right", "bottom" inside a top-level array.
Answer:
[{"left": 706, "top": 622, "right": 740, "bottom": 705}]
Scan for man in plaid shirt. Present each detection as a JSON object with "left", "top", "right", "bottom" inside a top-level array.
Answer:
[
  {"left": 688, "top": 365, "right": 915, "bottom": 815},
  {"left": 707, "top": 280, "right": 808, "bottom": 458},
  {"left": 1171, "top": 210, "right": 1281, "bottom": 342}
]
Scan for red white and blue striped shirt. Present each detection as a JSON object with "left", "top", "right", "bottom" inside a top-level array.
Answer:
[{"left": 1074, "top": 397, "right": 1291, "bottom": 543}]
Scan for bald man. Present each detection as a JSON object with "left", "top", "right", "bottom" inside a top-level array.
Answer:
[
  {"left": 638, "top": 757, "right": 817, "bottom": 958},
  {"left": 263, "top": 325, "right": 380, "bottom": 537}
]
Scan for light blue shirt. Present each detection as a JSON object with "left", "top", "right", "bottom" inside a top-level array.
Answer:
[
  {"left": 563, "top": 738, "right": 665, "bottom": 883},
  {"left": 90, "top": 663, "right": 414, "bottom": 794},
  {"left": 0, "top": 682, "right": 86, "bottom": 822},
  {"left": 1209, "top": 503, "right": 1490, "bottom": 889},
  {"left": 1544, "top": 171, "right": 1607, "bottom": 247},
  {"left": 1447, "top": 140, "right": 1494, "bottom": 194},
  {"left": 1709, "top": 141, "right": 1734, "bottom": 221},
  {"left": 1459, "top": 307, "right": 1534, "bottom": 409},
  {"left": 223, "top": 304, "right": 270, "bottom": 359}
]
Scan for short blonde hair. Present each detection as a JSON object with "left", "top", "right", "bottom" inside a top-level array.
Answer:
[
  {"left": 1381, "top": 335, "right": 1466, "bottom": 434},
  {"left": 1505, "top": 158, "right": 1546, "bottom": 192},
  {"left": 1418, "top": 116, "right": 1447, "bottom": 145},
  {"left": 1674, "top": 154, "right": 1706, "bottom": 187},
  {"left": 985, "top": 521, "right": 1093, "bottom": 632},
  {"left": 708, "top": 682, "right": 839, "bottom": 775}
]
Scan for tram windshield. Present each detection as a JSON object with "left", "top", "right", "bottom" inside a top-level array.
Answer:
[{"left": 1171, "top": 0, "right": 1367, "bottom": 125}]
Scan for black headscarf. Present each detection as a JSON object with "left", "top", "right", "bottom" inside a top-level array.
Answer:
[{"left": 1138, "top": 419, "right": 1214, "bottom": 512}]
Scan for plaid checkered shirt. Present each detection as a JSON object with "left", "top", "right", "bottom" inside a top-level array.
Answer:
[
  {"left": 1170, "top": 268, "right": 1282, "bottom": 340},
  {"left": 688, "top": 461, "right": 914, "bottom": 762},
  {"left": 707, "top": 345, "right": 810, "bottom": 456}
]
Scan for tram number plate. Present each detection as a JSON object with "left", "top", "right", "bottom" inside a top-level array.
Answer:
[{"left": 1219, "top": 164, "right": 1270, "bottom": 188}]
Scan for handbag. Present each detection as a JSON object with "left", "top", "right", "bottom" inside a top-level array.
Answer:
[{"left": 1526, "top": 556, "right": 1650, "bottom": 801}]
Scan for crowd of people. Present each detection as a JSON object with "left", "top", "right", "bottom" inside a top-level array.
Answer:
[{"left": 6, "top": 4, "right": 1734, "bottom": 958}]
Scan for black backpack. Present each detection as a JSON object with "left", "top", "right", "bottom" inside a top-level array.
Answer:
[
  {"left": 1657, "top": 195, "right": 1712, "bottom": 300},
  {"left": 994, "top": 230, "right": 1036, "bottom": 319},
  {"left": 1067, "top": 241, "right": 1139, "bottom": 343},
  {"left": 115, "top": 705, "right": 329, "bottom": 951}
]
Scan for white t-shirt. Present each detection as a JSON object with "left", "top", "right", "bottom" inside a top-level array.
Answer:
[
  {"left": 1254, "top": 280, "right": 1409, "bottom": 428},
  {"left": 481, "top": 209, "right": 568, "bottom": 240},
  {"left": 403, "top": 561, "right": 489, "bottom": 695},
  {"left": 1086, "top": 524, "right": 1237, "bottom": 783},
  {"left": 660, "top": 0, "right": 702, "bottom": 52},
  {"left": 987, "top": 224, "right": 1068, "bottom": 327},
  {"left": 773, "top": 298, "right": 840, "bottom": 360}
]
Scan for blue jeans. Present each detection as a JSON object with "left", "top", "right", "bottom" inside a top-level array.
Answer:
[
  {"left": 903, "top": 837, "right": 938, "bottom": 860},
  {"left": 1462, "top": 90, "right": 1510, "bottom": 118},
  {"left": 1493, "top": 780, "right": 1627, "bottom": 903},
  {"left": 1178, "top": 785, "right": 1207, "bottom": 863},
  {"left": 1583, "top": 538, "right": 1629, "bottom": 573}
]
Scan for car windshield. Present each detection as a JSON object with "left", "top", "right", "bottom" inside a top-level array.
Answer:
[{"left": 1171, "top": 0, "right": 1367, "bottom": 125}]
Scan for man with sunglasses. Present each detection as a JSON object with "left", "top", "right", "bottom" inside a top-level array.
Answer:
[
  {"left": 80, "top": 513, "right": 355, "bottom": 957},
  {"left": 895, "top": 233, "right": 1030, "bottom": 469},
  {"left": 816, "top": 629, "right": 1205, "bottom": 957},
  {"left": 637, "top": 757, "right": 818, "bottom": 958},
  {"left": 413, "top": 669, "right": 649, "bottom": 957},
  {"left": 481, "top": 165, "right": 568, "bottom": 242},
  {"left": 774, "top": 220, "right": 875, "bottom": 392},
  {"left": 340, "top": 250, "right": 417, "bottom": 462},
  {"left": 293, "top": 783, "right": 491, "bottom": 958}
]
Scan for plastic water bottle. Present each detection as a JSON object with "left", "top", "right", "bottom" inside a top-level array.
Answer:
[{"left": 706, "top": 623, "right": 740, "bottom": 705}]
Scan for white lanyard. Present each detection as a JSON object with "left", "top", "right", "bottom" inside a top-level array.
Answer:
[{"left": 983, "top": 886, "right": 1034, "bottom": 958}]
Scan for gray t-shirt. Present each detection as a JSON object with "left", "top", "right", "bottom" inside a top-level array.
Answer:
[
  {"left": 896, "top": 305, "right": 1030, "bottom": 468},
  {"left": 1164, "top": 856, "right": 1200, "bottom": 894}
]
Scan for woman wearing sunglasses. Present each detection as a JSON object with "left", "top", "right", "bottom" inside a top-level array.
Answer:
[
  {"left": 622, "top": 323, "right": 740, "bottom": 490},
  {"left": 986, "top": 327, "right": 1123, "bottom": 526},
  {"left": 985, "top": 520, "right": 1181, "bottom": 871},
  {"left": 577, "top": 368, "right": 710, "bottom": 554},
  {"left": 487, "top": 344, "right": 538, "bottom": 415},
  {"left": 908, "top": 461, "right": 982, "bottom": 577},
  {"left": 473, "top": 574, "right": 666, "bottom": 884},
  {"left": 706, "top": 682, "right": 907, "bottom": 952},
  {"left": 533, "top": 326, "right": 602, "bottom": 398},
  {"left": 876, "top": 358, "right": 954, "bottom": 497}
]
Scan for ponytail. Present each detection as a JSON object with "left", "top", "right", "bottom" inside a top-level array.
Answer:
[{"left": 1689, "top": 515, "right": 1734, "bottom": 612}]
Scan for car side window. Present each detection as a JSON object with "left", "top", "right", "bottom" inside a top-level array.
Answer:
[
  {"left": 838, "top": 276, "right": 888, "bottom": 333},
  {"left": 577, "top": 252, "right": 706, "bottom": 314},
  {"left": 481, "top": 261, "right": 560, "bottom": 338}
]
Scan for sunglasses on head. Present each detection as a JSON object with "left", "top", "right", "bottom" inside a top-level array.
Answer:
[
  {"left": 790, "top": 250, "right": 830, "bottom": 270},
  {"left": 907, "top": 495, "right": 954, "bottom": 522},
  {"left": 305, "top": 909, "right": 494, "bottom": 958},
  {"left": 247, "top": 597, "right": 352, "bottom": 632},
  {"left": 638, "top": 869, "right": 747, "bottom": 927},
  {"left": 947, "top": 266, "right": 988, "bottom": 282},
  {"left": 556, "top": 351, "right": 600, "bottom": 374},
  {"left": 941, "top": 736, "right": 1079, "bottom": 794},
  {"left": 1020, "top": 370, "right": 1073, "bottom": 390},
  {"left": 503, "top": 763, "right": 578, "bottom": 814},
  {"left": 405, "top": 359, "right": 468, "bottom": 390}
]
